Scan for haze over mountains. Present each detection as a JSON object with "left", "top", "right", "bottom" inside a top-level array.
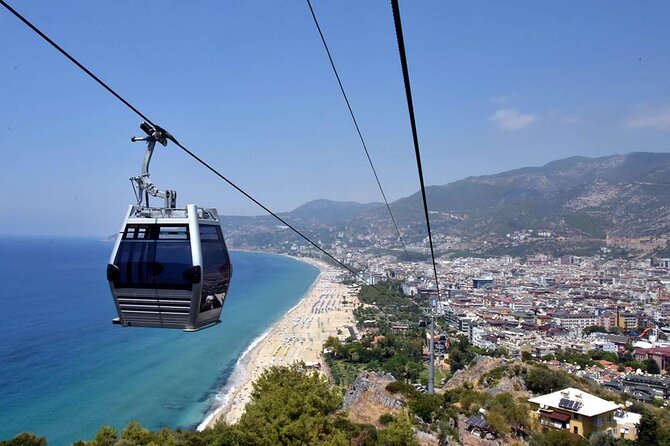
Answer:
[{"left": 223, "top": 152, "right": 670, "bottom": 256}]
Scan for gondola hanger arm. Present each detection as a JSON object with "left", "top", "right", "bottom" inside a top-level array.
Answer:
[{"left": 130, "top": 122, "right": 176, "bottom": 209}]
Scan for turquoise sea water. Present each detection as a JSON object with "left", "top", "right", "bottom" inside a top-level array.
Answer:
[{"left": 0, "top": 237, "right": 319, "bottom": 445}]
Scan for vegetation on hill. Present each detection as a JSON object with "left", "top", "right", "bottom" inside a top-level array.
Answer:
[
  {"left": 388, "top": 152, "right": 670, "bottom": 239},
  {"left": 325, "top": 283, "right": 426, "bottom": 387},
  {"left": 530, "top": 344, "right": 663, "bottom": 376},
  {"left": 524, "top": 365, "right": 571, "bottom": 394},
  {"left": 2, "top": 365, "right": 417, "bottom": 446},
  {"left": 446, "top": 335, "right": 477, "bottom": 373},
  {"left": 7, "top": 281, "right": 670, "bottom": 446},
  {"left": 225, "top": 152, "right": 670, "bottom": 257}
]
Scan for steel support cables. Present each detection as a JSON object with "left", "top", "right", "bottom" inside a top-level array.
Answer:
[
  {"left": 305, "top": 0, "right": 410, "bottom": 261},
  {"left": 389, "top": 0, "right": 440, "bottom": 393},
  {"left": 0, "top": 0, "right": 384, "bottom": 290}
]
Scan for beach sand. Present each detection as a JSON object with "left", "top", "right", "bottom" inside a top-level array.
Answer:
[{"left": 201, "top": 256, "right": 359, "bottom": 428}]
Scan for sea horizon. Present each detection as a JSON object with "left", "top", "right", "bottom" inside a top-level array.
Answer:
[{"left": 0, "top": 236, "right": 319, "bottom": 446}]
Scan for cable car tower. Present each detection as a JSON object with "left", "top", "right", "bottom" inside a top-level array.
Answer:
[{"left": 106, "top": 123, "right": 233, "bottom": 331}]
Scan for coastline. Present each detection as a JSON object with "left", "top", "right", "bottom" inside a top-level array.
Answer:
[{"left": 198, "top": 254, "right": 359, "bottom": 429}]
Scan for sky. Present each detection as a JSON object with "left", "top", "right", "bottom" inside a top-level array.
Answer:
[{"left": 1, "top": 1, "right": 670, "bottom": 236}]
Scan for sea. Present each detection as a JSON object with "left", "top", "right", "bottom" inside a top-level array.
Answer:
[{"left": 0, "top": 237, "right": 319, "bottom": 446}]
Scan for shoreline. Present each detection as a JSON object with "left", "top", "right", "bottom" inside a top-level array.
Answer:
[
  {"left": 195, "top": 323, "right": 275, "bottom": 431},
  {"left": 196, "top": 256, "right": 321, "bottom": 431},
  {"left": 198, "top": 254, "right": 358, "bottom": 429}
]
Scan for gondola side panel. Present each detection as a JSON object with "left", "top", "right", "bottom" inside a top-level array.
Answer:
[
  {"left": 186, "top": 204, "right": 205, "bottom": 331},
  {"left": 107, "top": 205, "right": 136, "bottom": 326}
]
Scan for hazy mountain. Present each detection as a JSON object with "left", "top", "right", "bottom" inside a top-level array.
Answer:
[
  {"left": 224, "top": 152, "right": 670, "bottom": 253},
  {"left": 286, "top": 199, "right": 384, "bottom": 225},
  {"left": 386, "top": 152, "right": 670, "bottom": 238}
]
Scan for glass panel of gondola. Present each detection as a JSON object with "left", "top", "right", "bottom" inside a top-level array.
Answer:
[
  {"left": 113, "top": 224, "right": 193, "bottom": 289},
  {"left": 153, "top": 225, "right": 192, "bottom": 289},
  {"left": 114, "top": 224, "right": 155, "bottom": 288},
  {"left": 199, "top": 225, "right": 231, "bottom": 312}
]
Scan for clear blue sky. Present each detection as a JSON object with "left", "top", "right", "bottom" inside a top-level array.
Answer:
[{"left": 1, "top": 1, "right": 669, "bottom": 236}]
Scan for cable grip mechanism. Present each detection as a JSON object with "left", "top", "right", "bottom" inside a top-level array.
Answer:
[{"left": 129, "top": 122, "right": 177, "bottom": 209}]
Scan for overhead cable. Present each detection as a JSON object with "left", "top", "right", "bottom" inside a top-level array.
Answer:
[
  {"left": 389, "top": 0, "right": 439, "bottom": 394},
  {"left": 0, "top": 0, "right": 383, "bottom": 289},
  {"left": 305, "top": 0, "right": 410, "bottom": 261},
  {"left": 389, "top": 0, "right": 440, "bottom": 297}
]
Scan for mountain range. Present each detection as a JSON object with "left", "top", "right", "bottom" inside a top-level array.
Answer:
[{"left": 222, "top": 152, "right": 670, "bottom": 256}]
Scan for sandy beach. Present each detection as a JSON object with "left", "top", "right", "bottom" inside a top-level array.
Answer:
[{"left": 200, "top": 256, "right": 359, "bottom": 429}]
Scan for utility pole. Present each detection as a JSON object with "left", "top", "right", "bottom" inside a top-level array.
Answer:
[{"left": 428, "top": 294, "right": 436, "bottom": 394}]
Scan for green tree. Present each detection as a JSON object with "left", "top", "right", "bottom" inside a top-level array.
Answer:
[
  {"left": 152, "top": 427, "right": 177, "bottom": 446},
  {"left": 386, "top": 381, "right": 418, "bottom": 397},
  {"left": 409, "top": 393, "right": 442, "bottom": 423},
  {"left": 555, "top": 350, "right": 596, "bottom": 368},
  {"left": 323, "top": 336, "right": 346, "bottom": 359},
  {"left": 645, "top": 359, "right": 661, "bottom": 375},
  {"left": 91, "top": 426, "right": 117, "bottom": 446},
  {"left": 454, "top": 387, "right": 487, "bottom": 413},
  {"left": 589, "top": 350, "right": 618, "bottom": 363},
  {"left": 121, "top": 421, "right": 152, "bottom": 445},
  {"left": 589, "top": 431, "right": 618, "bottom": 446},
  {"left": 637, "top": 412, "right": 660, "bottom": 446},
  {"left": 382, "top": 354, "right": 421, "bottom": 381},
  {"left": 449, "top": 338, "right": 475, "bottom": 373},
  {"left": 486, "top": 411, "right": 509, "bottom": 436},
  {"left": 529, "top": 429, "right": 588, "bottom": 446},
  {"left": 487, "top": 392, "right": 530, "bottom": 435},
  {"left": 525, "top": 366, "right": 569, "bottom": 394},
  {"left": 584, "top": 326, "right": 608, "bottom": 335},
  {"left": 235, "top": 364, "right": 346, "bottom": 446},
  {"left": 376, "top": 413, "right": 419, "bottom": 446},
  {"left": 618, "top": 350, "right": 634, "bottom": 363},
  {"left": 0, "top": 433, "right": 47, "bottom": 446},
  {"left": 378, "top": 414, "right": 395, "bottom": 425}
]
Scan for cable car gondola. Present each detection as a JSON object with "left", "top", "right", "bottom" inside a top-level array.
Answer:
[{"left": 106, "top": 123, "right": 232, "bottom": 331}]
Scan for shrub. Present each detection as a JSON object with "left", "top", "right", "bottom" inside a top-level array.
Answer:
[
  {"left": 385, "top": 381, "right": 418, "bottom": 397},
  {"left": 379, "top": 413, "right": 395, "bottom": 425},
  {"left": 0, "top": 433, "right": 47, "bottom": 446},
  {"left": 525, "top": 366, "right": 569, "bottom": 394}
]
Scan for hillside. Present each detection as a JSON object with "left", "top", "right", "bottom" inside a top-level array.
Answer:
[
  {"left": 388, "top": 152, "right": 670, "bottom": 239},
  {"left": 222, "top": 152, "right": 670, "bottom": 256},
  {"left": 287, "top": 199, "right": 384, "bottom": 225}
]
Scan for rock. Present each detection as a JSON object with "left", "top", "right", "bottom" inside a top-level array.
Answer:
[{"left": 343, "top": 370, "right": 405, "bottom": 426}]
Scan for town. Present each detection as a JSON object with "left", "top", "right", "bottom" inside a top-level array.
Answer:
[{"left": 282, "top": 244, "right": 670, "bottom": 444}]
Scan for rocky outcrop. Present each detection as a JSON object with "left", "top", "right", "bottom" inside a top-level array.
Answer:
[
  {"left": 343, "top": 370, "right": 404, "bottom": 426},
  {"left": 445, "top": 356, "right": 503, "bottom": 390},
  {"left": 343, "top": 370, "right": 403, "bottom": 411}
]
